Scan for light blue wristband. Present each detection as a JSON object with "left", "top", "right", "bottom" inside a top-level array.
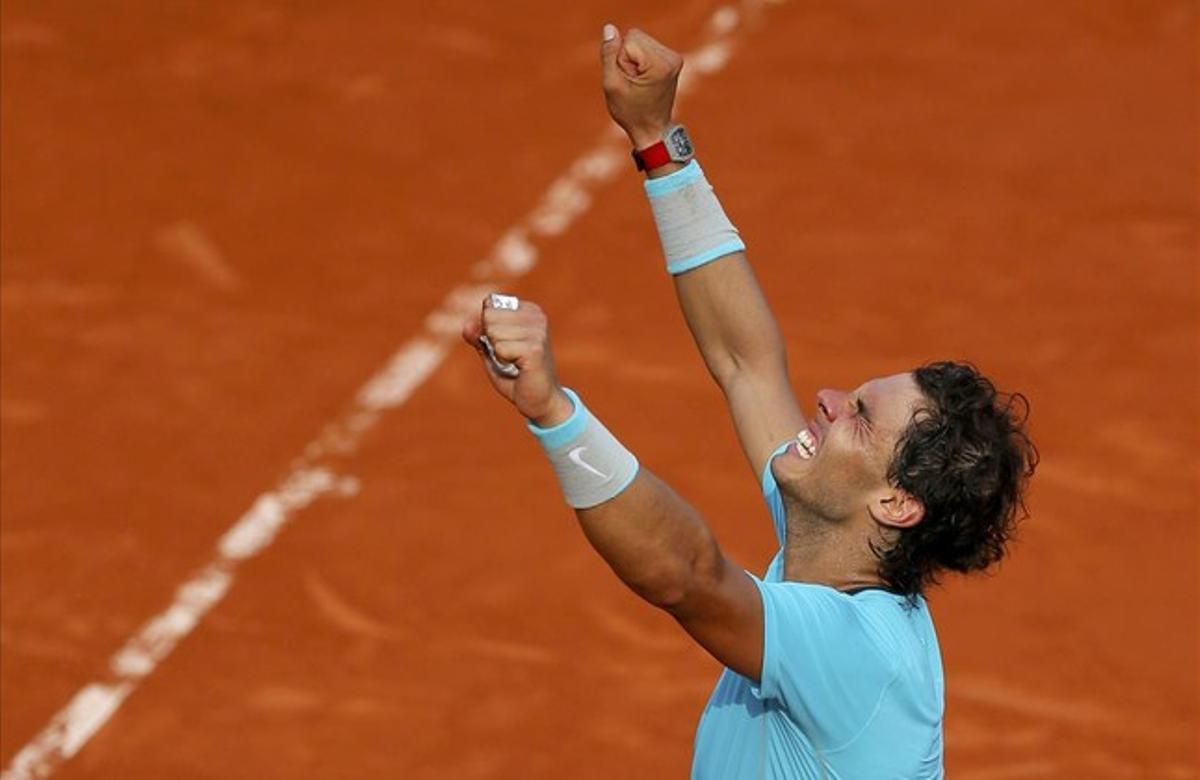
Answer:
[
  {"left": 527, "top": 388, "right": 589, "bottom": 449},
  {"left": 644, "top": 160, "right": 746, "bottom": 275},
  {"left": 528, "top": 388, "right": 640, "bottom": 509}
]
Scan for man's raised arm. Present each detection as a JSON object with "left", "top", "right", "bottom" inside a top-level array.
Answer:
[
  {"left": 461, "top": 295, "right": 764, "bottom": 681},
  {"left": 600, "top": 24, "right": 805, "bottom": 477}
]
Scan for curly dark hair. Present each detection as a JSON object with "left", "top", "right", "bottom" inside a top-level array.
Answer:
[{"left": 875, "top": 361, "right": 1038, "bottom": 600}]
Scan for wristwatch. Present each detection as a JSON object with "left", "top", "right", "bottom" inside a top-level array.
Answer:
[{"left": 632, "top": 124, "right": 694, "bottom": 172}]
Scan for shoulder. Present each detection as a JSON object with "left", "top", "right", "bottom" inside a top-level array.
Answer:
[
  {"left": 750, "top": 582, "right": 920, "bottom": 743},
  {"left": 851, "top": 591, "right": 936, "bottom": 653},
  {"left": 756, "top": 581, "right": 892, "bottom": 655},
  {"left": 757, "top": 583, "right": 933, "bottom": 673}
]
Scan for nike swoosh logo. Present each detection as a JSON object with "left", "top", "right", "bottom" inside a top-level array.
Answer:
[{"left": 567, "top": 446, "right": 610, "bottom": 480}]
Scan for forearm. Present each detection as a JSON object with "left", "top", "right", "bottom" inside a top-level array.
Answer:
[
  {"left": 672, "top": 253, "right": 790, "bottom": 385},
  {"left": 641, "top": 162, "right": 789, "bottom": 383},
  {"left": 525, "top": 383, "right": 764, "bottom": 680},
  {"left": 575, "top": 469, "right": 724, "bottom": 610},
  {"left": 641, "top": 160, "right": 804, "bottom": 472},
  {"left": 528, "top": 389, "right": 723, "bottom": 610}
]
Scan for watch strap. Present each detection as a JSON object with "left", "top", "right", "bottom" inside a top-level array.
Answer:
[
  {"left": 632, "top": 124, "right": 693, "bottom": 172},
  {"left": 632, "top": 141, "right": 672, "bottom": 171}
]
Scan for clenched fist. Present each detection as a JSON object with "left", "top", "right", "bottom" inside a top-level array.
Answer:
[
  {"left": 600, "top": 23, "right": 684, "bottom": 148},
  {"left": 462, "top": 294, "right": 574, "bottom": 427}
]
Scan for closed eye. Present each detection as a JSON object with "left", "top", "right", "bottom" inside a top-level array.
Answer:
[{"left": 855, "top": 397, "right": 873, "bottom": 432}]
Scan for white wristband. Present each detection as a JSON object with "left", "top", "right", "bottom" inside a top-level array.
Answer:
[
  {"left": 527, "top": 388, "right": 640, "bottom": 509},
  {"left": 644, "top": 160, "right": 745, "bottom": 275}
]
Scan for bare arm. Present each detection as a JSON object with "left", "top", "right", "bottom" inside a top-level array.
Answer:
[
  {"left": 462, "top": 295, "right": 764, "bottom": 679},
  {"left": 576, "top": 468, "right": 764, "bottom": 680},
  {"left": 671, "top": 251, "right": 805, "bottom": 476},
  {"left": 601, "top": 27, "right": 806, "bottom": 477}
]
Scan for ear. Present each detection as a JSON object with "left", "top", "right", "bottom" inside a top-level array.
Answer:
[{"left": 870, "top": 489, "right": 925, "bottom": 529}]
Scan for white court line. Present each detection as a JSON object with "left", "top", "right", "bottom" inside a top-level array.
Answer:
[{"left": 1, "top": 5, "right": 765, "bottom": 777}]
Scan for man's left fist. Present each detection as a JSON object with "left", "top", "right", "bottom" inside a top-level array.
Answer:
[{"left": 600, "top": 24, "right": 684, "bottom": 149}]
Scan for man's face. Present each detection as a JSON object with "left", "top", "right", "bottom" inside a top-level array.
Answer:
[{"left": 772, "top": 372, "right": 926, "bottom": 523}]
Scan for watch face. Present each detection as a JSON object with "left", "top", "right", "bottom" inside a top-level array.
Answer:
[{"left": 666, "top": 126, "right": 694, "bottom": 159}]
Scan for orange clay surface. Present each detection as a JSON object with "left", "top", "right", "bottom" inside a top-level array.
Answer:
[{"left": 2, "top": 1, "right": 1197, "bottom": 777}]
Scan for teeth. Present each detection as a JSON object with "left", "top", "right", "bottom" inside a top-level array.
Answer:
[{"left": 796, "top": 430, "right": 816, "bottom": 459}]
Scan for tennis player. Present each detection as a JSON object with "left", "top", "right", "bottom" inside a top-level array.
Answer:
[{"left": 462, "top": 24, "right": 1036, "bottom": 779}]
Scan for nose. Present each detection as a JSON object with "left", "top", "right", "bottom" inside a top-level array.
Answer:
[{"left": 816, "top": 389, "right": 851, "bottom": 422}]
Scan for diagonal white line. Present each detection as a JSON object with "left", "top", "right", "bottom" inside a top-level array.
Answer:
[{"left": 1, "top": 5, "right": 766, "bottom": 776}]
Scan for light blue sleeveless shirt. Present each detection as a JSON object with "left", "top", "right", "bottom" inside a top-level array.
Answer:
[{"left": 691, "top": 445, "right": 945, "bottom": 779}]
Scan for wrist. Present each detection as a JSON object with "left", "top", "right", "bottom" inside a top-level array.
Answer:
[
  {"left": 643, "top": 160, "right": 745, "bottom": 275},
  {"left": 526, "top": 387, "right": 640, "bottom": 510},
  {"left": 529, "top": 388, "right": 575, "bottom": 428},
  {"left": 628, "top": 126, "right": 669, "bottom": 150},
  {"left": 643, "top": 160, "right": 687, "bottom": 179},
  {"left": 630, "top": 124, "right": 694, "bottom": 174}
]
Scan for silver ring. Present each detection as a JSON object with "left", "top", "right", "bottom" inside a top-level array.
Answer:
[
  {"left": 489, "top": 293, "right": 520, "bottom": 311},
  {"left": 478, "top": 334, "right": 520, "bottom": 378}
]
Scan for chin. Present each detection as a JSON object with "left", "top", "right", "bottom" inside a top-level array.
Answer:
[
  {"left": 773, "top": 459, "right": 818, "bottom": 505},
  {"left": 772, "top": 442, "right": 812, "bottom": 479},
  {"left": 775, "top": 460, "right": 854, "bottom": 524}
]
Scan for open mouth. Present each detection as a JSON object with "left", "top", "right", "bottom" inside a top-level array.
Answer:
[{"left": 795, "top": 428, "right": 817, "bottom": 459}]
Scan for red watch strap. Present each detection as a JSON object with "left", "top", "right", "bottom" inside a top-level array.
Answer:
[{"left": 633, "top": 141, "right": 672, "bottom": 172}]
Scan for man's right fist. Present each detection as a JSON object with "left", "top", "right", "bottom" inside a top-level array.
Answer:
[
  {"left": 599, "top": 23, "right": 683, "bottom": 149},
  {"left": 462, "top": 294, "right": 573, "bottom": 428}
]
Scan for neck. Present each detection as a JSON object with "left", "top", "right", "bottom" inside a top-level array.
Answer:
[{"left": 780, "top": 503, "right": 888, "bottom": 592}]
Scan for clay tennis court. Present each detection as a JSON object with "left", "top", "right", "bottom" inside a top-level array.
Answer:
[{"left": 2, "top": 0, "right": 1196, "bottom": 776}]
